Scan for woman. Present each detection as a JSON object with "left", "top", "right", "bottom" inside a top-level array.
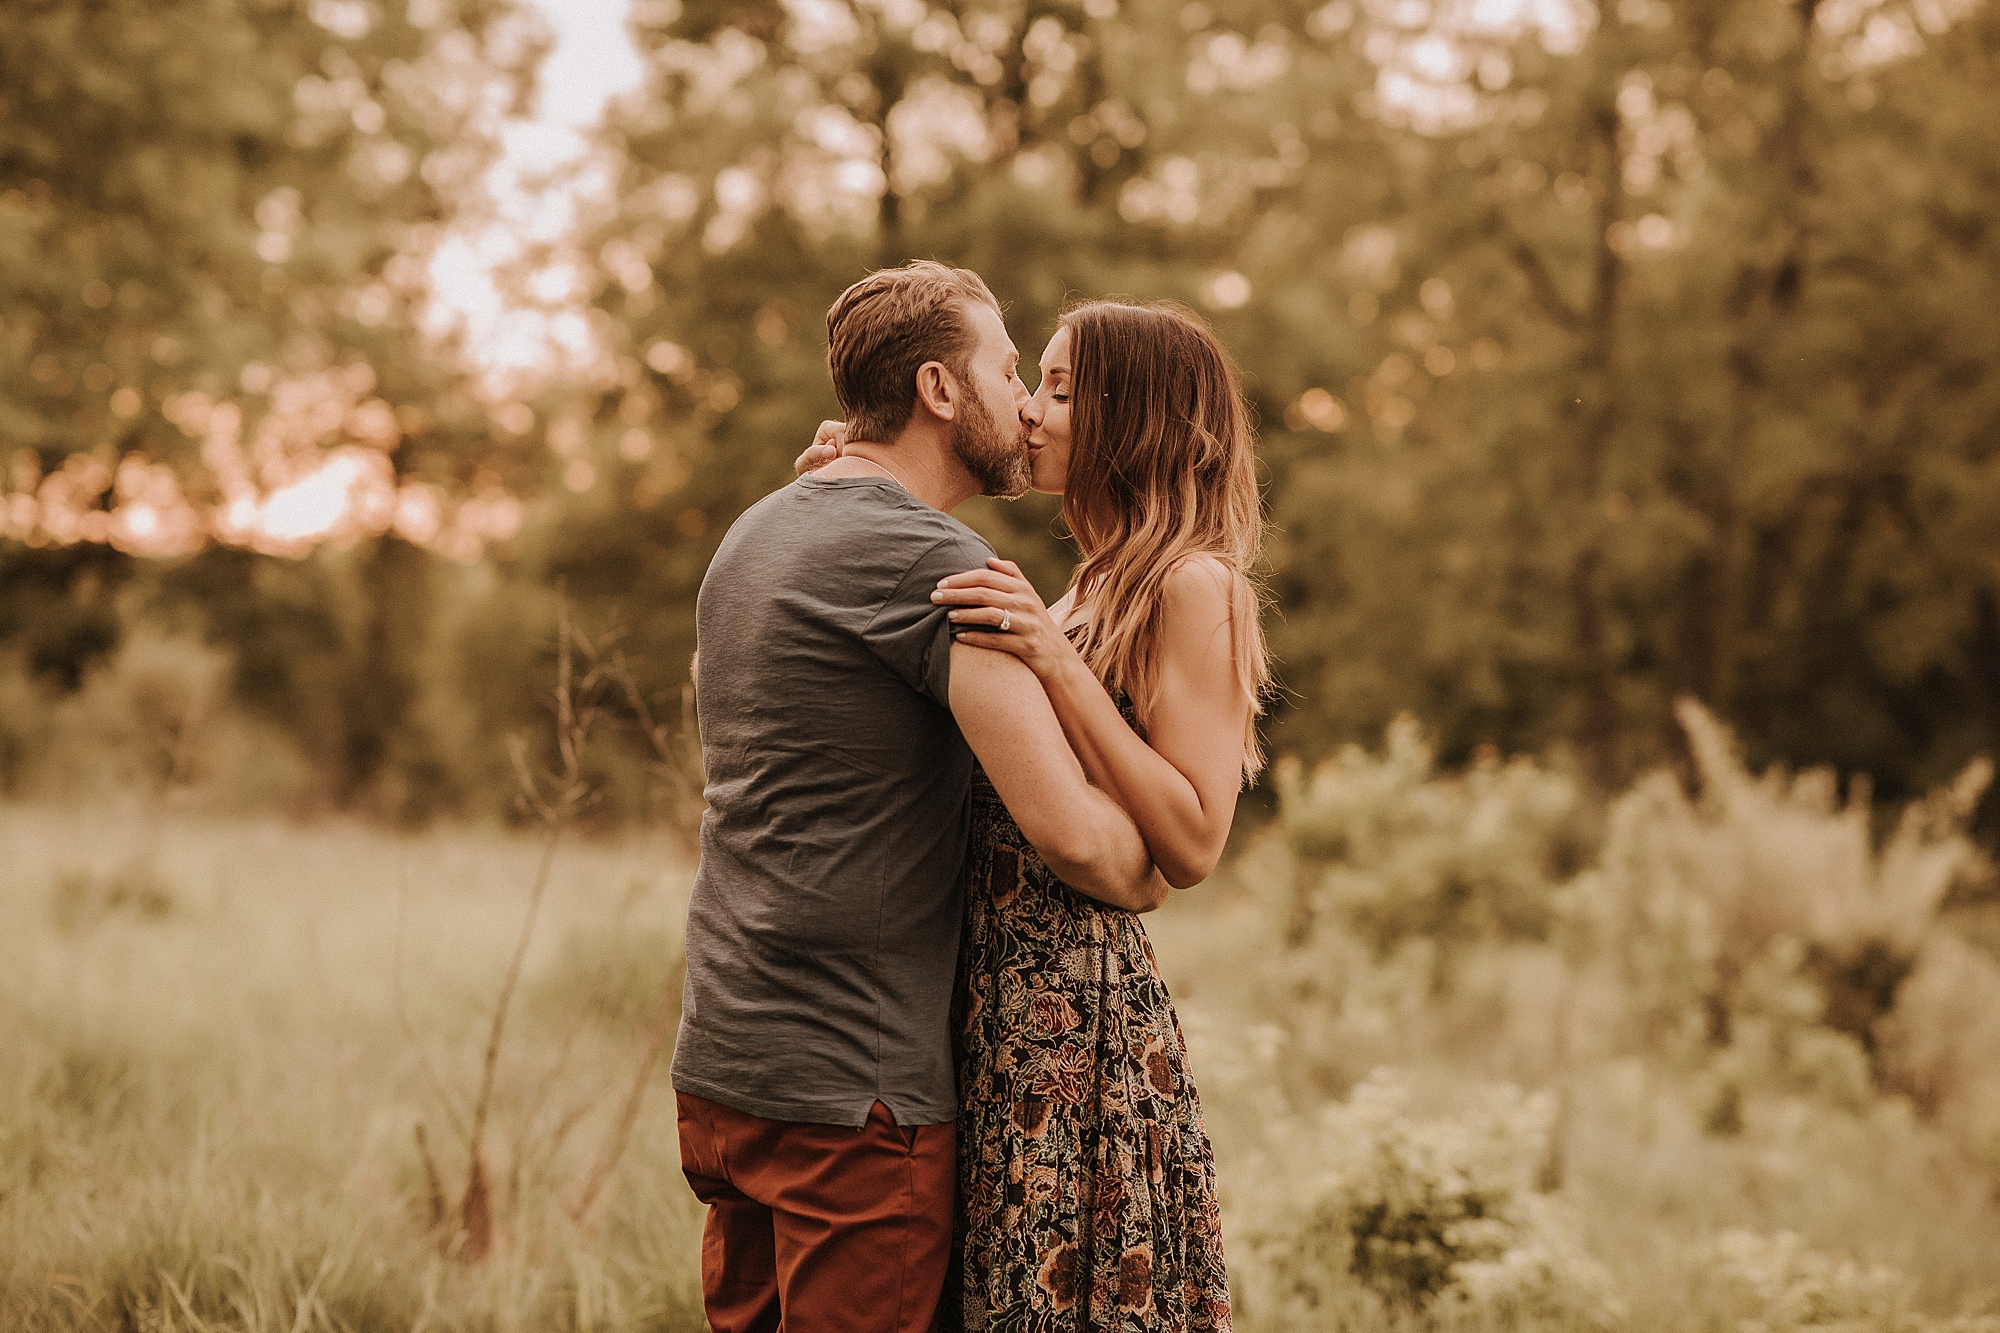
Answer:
[{"left": 804, "top": 300, "right": 1268, "bottom": 1331}]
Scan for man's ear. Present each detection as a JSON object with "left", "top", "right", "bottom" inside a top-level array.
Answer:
[{"left": 913, "top": 360, "right": 959, "bottom": 423}]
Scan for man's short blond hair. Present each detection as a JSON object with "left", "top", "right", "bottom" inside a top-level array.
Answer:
[{"left": 825, "top": 261, "right": 1002, "bottom": 445}]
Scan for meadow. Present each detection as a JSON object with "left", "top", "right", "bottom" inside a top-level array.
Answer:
[
  {"left": 9, "top": 0, "right": 2000, "bottom": 1325},
  {"left": 5, "top": 705, "right": 2000, "bottom": 1331},
  {"left": 1, "top": 805, "right": 706, "bottom": 1331}
]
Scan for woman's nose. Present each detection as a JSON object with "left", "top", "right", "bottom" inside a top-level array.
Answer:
[{"left": 1021, "top": 395, "right": 1043, "bottom": 426}]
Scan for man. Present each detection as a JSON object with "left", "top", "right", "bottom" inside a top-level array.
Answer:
[{"left": 672, "top": 261, "right": 1162, "bottom": 1333}]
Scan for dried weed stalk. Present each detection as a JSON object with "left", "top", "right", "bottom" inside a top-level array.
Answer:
[{"left": 396, "top": 599, "right": 703, "bottom": 1258}]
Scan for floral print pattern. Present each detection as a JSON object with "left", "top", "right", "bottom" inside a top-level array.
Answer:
[{"left": 950, "top": 701, "right": 1231, "bottom": 1333}]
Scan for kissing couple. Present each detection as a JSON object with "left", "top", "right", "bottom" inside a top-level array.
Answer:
[{"left": 671, "top": 261, "right": 1269, "bottom": 1333}]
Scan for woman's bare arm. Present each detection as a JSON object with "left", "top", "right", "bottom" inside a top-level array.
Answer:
[
  {"left": 938, "top": 555, "right": 1252, "bottom": 889},
  {"left": 949, "top": 642, "right": 1169, "bottom": 912}
]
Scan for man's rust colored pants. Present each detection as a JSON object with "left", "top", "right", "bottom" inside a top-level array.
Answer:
[{"left": 675, "top": 1091, "right": 956, "bottom": 1333}]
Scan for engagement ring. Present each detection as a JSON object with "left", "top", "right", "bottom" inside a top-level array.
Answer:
[{"left": 1000, "top": 612, "right": 1012, "bottom": 632}]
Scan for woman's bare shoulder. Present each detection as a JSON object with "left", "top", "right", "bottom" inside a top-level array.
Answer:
[
  {"left": 1161, "top": 553, "right": 1243, "bottom": 621},
  {"left": 1152, "top": 555, "right": 1247, "bottom": 680}
]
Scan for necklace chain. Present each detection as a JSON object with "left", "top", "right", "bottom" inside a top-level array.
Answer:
[{"left": 857, "top": 455, "right": 914, "bottom": 492}]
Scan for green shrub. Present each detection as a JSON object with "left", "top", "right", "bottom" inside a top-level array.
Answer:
[
  {"left": 1274, "top": 717, "right": 1586, "bottom": 962},
  {"left": 1241, "top": 1069, "right": 1622, "bottom": 1328},
  {"left": 34, "top": 627, "right": 318, "bottom": 811},
  {"left": 1571, "top": 701, "right": 1994, "bottom": 1116}
]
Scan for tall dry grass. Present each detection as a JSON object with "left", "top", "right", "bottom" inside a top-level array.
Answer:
[
  {"left": 6, "top": 701, "right": 2000, "bottom": 1331},
  {"left": 0, "top": 805, "right": 705, "bottom": 1332},
  {"left": 1150, "top": 701, "right": 2000, "bottom": 1331}
]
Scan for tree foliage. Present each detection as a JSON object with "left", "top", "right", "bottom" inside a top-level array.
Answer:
[
  {"left": 548, "top": 0, "right": 2000, "bottom": 815},
  {"left": 3, "top": 0, "right": 1998, "bottom": 821},
  {"left": 0, "top": 0, "right": 546, "bottom": 813}
]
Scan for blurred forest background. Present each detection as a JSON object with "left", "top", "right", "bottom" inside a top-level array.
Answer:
[
  {"left": 7, "top": 0, "right": 2000, "bottom": 822},
  {"left": 7, "top": 0, "right": 2000, "bottom": 1329}
]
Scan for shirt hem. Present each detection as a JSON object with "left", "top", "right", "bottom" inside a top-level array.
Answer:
[{"left": 671, "top": 1071, "right": 957, "bottom": 1128}]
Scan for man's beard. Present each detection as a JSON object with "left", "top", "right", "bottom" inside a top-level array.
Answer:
[{"left": 952, "top": 391, "right": 1031, "bottom": 499}]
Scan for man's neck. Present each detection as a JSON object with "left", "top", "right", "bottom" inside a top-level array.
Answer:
[{"left": 820, "top": 437, "right": 977, "bottom": 513}]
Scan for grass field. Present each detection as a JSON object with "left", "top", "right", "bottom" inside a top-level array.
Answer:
[
  {"left": 4, "top": 800, "right": 1999, "bottom": 1331},
  {"left": 1, "top": 804, "right": 706, "bottom": 1331}
]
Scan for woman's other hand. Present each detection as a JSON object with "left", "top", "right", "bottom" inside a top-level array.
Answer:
[
  {"left": 794, "top": 420, "right": 847, "bottom": 475},
  {"left": 934, "top": 559, "right": 1080, "bottom": 683}
]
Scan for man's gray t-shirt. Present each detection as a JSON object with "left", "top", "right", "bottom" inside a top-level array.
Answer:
[{"left": 671, "top": 474, "right": 996, "bottom": 1127}]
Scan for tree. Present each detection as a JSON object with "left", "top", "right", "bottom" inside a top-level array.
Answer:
[
  {"left": 0, "top": 0, "right": 550, "bottom": 814},
  {"left": 548, "top": 0, "right": 2000, "bottom": 813}
]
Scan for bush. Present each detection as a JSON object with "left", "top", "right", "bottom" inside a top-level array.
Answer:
[
  {"left": 0, "top": 651, "right": 49, "bottom": 796},
  {"left": 33, "top": 627, "right": 318, "bottom": 811},
  {"left": 1709, "top": 1230, "right": 1906, "bottom": 1332},
  {"left": 1571, "top": 701, "right": 1994, "bottom": 1117},
  {"left": 1879, "top": 934, "right": 2000, "bottom": 1175},
  {"left": 1240, "top": 1069, "right": 1622, "bottom": 1328},
  {"left": 1704, "top": 1230, "right": 2000, "bottom": 1333},
  {"left": 1274, "top": 717, "right": 1586, "bottom": 963}
]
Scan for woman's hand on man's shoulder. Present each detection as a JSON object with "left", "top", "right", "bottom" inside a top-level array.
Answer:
[{"left": 794, "top": 420, "right": 847, "bottom": 475}]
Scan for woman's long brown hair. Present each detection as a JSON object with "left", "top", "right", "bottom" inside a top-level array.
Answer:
[{"left": 1060, "top": 300, "right": 1272, "bottom": 778}]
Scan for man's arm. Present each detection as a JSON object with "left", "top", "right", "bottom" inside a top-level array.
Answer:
[{"left": 948, "top": 641, "right": 1169, "bottom": 913}]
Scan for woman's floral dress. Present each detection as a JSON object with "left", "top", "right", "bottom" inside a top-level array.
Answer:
[{"left": 949, "top": 697, "right": 1232, "bottom": 1332}]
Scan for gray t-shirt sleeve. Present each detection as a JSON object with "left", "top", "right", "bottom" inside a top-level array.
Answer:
[{"left": 862, "top": 531, "right": 997, "bottom": 706}]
